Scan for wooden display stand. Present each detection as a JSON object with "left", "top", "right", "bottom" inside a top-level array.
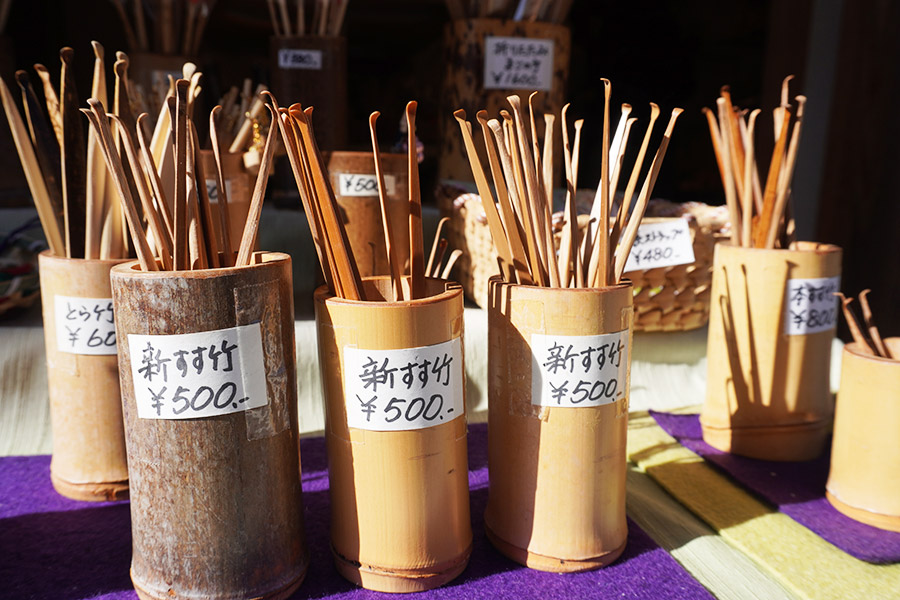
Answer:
[
  {"left": 315, "top": 277, "right": 472, "bottom": 592},
  {"left": 270, "top": 35, "right": 347, "bottom": 151},
  {"left": 38, "top": 252, "right": 130, "bottom": 501},
  {"left": 827, "top": 338, "right": 900, "bottom": 531},
  {"left": 485, "top": 276, "right": 632, "bottom": 572},
  {"left": 326, "top": 151, "right": 410, "bottom": 278},
  {"left": 438, "top": 18, "right": 570, "bottom": 183},
  {"left": 110, "top": 252, "right": 308, "bottom": 600},
  {"left": 199, "top": 149, "right": 252, "bottom": 252},
  {"left": 702, "top": 242, "right": 843, "bottom": 461}
]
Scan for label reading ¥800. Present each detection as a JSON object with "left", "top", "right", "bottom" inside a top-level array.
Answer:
[
  {"left": 128, "top": 324, "right": 269, "bottom": 420},
  {"left": 784, "top": 276, "right": 841, "bottom": 335},
  {"left": 54, "top": 296, "right": 117, "bottom": 355},
  {"left": 342, "top": 338, "right": 464, "bottom": 431},
  {"left": 531, "top": 330, "right": 630, "bottom": 407}
]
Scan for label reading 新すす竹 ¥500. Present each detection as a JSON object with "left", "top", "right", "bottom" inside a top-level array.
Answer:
[
  {"left": 128, "top": 323, "right": 269, "bottom": 420},
  {"left": 342, "top": 337, "right": 464, "bottom": 431},
  {"left": 531, "top": 330, "right": 630, "bottom": 407}
]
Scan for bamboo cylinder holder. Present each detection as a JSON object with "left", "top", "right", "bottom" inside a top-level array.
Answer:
[
  {"left": 701, "top": 242, "right": 843, "bottom": 461},
  {"left": 110, "top": 252, "right": 308, "bottom": 600},
  {"left": 314, "top": 276, "right": 472, "bottom": 593},
  {"left": 270, "top": 35, "right": 347, "bottom": 151},
  {"left": 826, "top": 339, "right": 900, "bottom": 531},
  {"left": 199, "top": 149, "right": 252, "bottom": 251},
  {"left": 438, "top": 18, "right": 571, "bottom": 183},
  {"left": 485, "top": 276, "right": 633, "bottom": 572},
  {"left": 128, "top": 52, "right": 190, "bottom": 107},
  {"left": 38, "top": 251, "right": 130, "bottom": 502},
  {"left": 326, "top": 151, "right": 410, "bottom": 278}
]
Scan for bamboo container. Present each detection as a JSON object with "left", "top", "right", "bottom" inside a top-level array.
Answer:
[
  {"left": 110, "top": 252, "right": 308, "bottom": 600},
  {"left": 128, "top": 52, "right": 190, "bottom": 104},
  {"left": 315, "top": 276, "right": 472, "bottom": 592},
  {"left": 485, "top": 276, "right": 633, "bottom": 572},
  {"left": 826, "top": 338, "right": 900, "bottom": 531},
  {"left": 199, "top": 148, "right": 252, "bottom": 251},
  {"left": 326, "top": 151, "right": 410, "bottom": 278},
  {"left": 270, "top": 35, "right": 347, "bottom": 151},
  {"left": 439, "top": 18, "right": 570, "bottom": 183},
  {"left": 701, "top": 242, "right": 842, "bottom": 461},
  {"left": 38, "top": 251, "right": 130, "bottom": 501}
]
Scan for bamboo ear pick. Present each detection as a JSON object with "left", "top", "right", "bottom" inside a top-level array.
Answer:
[
  {"left": 406, "top": 101, "right": 426, "bottom": 299},
  {"left": 368, "top": 111, "right": 404, "bottom": 301}
]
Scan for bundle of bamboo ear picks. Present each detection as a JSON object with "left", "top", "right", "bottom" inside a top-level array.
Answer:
[
  {"left": 454, "top": 82, "right": 682, "bottom": 289},
  {"left": 704, "top": 76, "right": 804, "bottom": 249},
  {"left": 267, "top": 0, "right": 349, "bottom": 37},
  {"left": 110, "top": 0, "right": 215, "bottom": 56},
  {"left": 267, "top": 92, "right": 440, "bottom": 303},
  {"left": 836, "top": 290, "right": 895, "bottom": 360}
]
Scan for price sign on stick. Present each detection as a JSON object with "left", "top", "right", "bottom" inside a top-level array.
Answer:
[
  {"left": 337, "top": 173, "right": 397, "bottom": 197},
  {"left": 784, "top": 276, "right": 841, "bottom": 335},
  {"left": 343, "top": 338, "right": 464, "bottom": 431},
  {"left": 483, "top": 37, "right": 554, "bottom": 91},
  {"left": 622, "top": 219, "right": 695, "bottom": 272},
  {"left": 128, "top": 324, "right": 269, "bottom": 420},
  {"left": 531, "top": 330, "right": 630, "bottom": 408},
  {"left": 54, "top": 296, "right": 117, "bottom": 355}
]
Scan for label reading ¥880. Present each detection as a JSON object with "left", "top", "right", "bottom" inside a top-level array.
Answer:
[
  {"left": 342, "top": 338, "right": 464, "bottom": 431},
  {"left": 128, "top": 324, "right": 269, "bottom": 420},
  {"left": 54, "top": 296, "right": 117, "bottom": 355},
  {"left": 531, "top": 330, "right": 630, "bottom": 407},
  {"left": 784, "top": 276, "right": 841, "bottom": 335}
]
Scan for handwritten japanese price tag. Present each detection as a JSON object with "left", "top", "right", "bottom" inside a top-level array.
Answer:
[
  {"left": 204, "top": 178, "right": 234, "bottom": 204},
  {"left": 127, "top": 324, "right": 269, "bottom": 420},
  {"left": 483, "top": 36, "right": 554, "bottom": 91},
  {"left": 337, "top": 173, "right": 396, "bottom": 197},
  {"left": 531, "top": 330, "right": 630, "bottom": 408},
  {"left": 342, "top": 337, "right": 464, "bottom": 431},
  {"left": 278, "top": 49, "right": 323, "bottom": 70},
  {"left": 54, "top": 296, "right": 117, "bottom": 355},
  {"left": 784, "top": 276, "right": 840, "bottom": 335},
  {"left": 622, "top": 219, "right": 695, "bottom": 272}
]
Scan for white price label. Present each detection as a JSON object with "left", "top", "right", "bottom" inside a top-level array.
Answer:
[
  {"left": 531, "top": 330, "right": 630, "bottom": 408},
  {"left": 278, "top": 49, "right": 323, "bottom": 70},
  {"left": 623, "top": 220, "right": 695, "bottom": 272},
  {"left": 343, "top": 338, "right": 464, "bottom": 431},
  {"left": 784, "top": 276, "right": 841, "bottom": 335},
  {"left": 483, "top": 36, "right": 554, "bottom": 91},
  {"left": 128, "top": 324, "right": 269, "bottom": 420},
  {"left": 204, "top": 179, "right": 234, "bottom": 204},
  {"left": 54, "top": 296, "right": 117, "bottom": 355},
  {"left": 337, "top": 173, "right": 397, "bottom": 197}
]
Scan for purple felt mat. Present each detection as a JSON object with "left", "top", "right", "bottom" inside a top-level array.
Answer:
[
  {"left": 0, "top": 423, "right": 713, "bottom": 600},
  {"left": 650, "top": 410, "right": 900, "bottom": 564}
]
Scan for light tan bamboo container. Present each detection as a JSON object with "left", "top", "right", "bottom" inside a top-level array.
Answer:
[
  {"left": 439, "top": 18, "right": 570, "bottom": 183},
  {"left": 485, "top": 276, "right": 633, "bottom": 572},
  {"left": 38, "top": 251, "right": 130, "bottom": 501},
  {"left": 110, "top": 252, "right": 307, "bottom": 600},
  {"left": 199, "top": 149, "right": 252, "bottom": 250},
  {"left": 326, "top": 151, "right": 410, "bottom": 278},
  {"left": 315, "top": 276, "right": 472, "bottom": 593},
  {"left": 702, "top": 242, "right": 842, "bottom": 461},
  {"left": 826, "top": 338, "right": 900, "bottom": 531}
]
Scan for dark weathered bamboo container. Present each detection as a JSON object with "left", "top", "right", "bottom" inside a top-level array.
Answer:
[
  {"left": 270, "top": 35, "right": 347, "bottom": 151},
  {"left": 326, "top": 151, "right": 410, "bottom": 278},
  {"left": 702, "top": 242, "right": 842, "bottom": 461},
  {"left": 315, "top": 276, "right": 472, "bottom": 592},
  {"left": 485, "top": 276, "right": 633, "bottom": 572},
  {"left": 38, "top": 251, "right": 130, "bottom": 501},
  {"left": 110, "top": 252, "right": 307, "bottom": 600},
  {"left": 439, "top": 18, "right": 570, "bottom": 183}
]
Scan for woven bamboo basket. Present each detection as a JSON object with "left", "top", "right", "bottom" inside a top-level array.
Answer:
[{"left": 436, "top": 183, "right": 729, "bottom": 331}]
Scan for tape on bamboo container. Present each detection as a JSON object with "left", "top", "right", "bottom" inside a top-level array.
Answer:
[
  {"left": 110, "top": 252, "right": 308, "bottom": 600},
  {"left": 826, "top": 339, "right": 900, "bottom": 531},
  {"left": 326, "top": 151, "right": 410, "bottom": 278},
  {"left": 315, "top": 276, "right": 472, "bottom": 592},
  {"left": 38, "top": 251, "right": 130, "bottom": 501},
  {"left": 199, "top": 149, "right": 252, "bottom": 251},
  {"left": 485, "top": 276, "right": 633, "bottom": 572},
  {"left": 270, "top": 35, "right": 347, "bottom": 151},
  {"left": 701, "top": 242, "right": 842, "bottom": 461},
  {"left": 438, "top": 18, "right": 570, "bottom": 183}
]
